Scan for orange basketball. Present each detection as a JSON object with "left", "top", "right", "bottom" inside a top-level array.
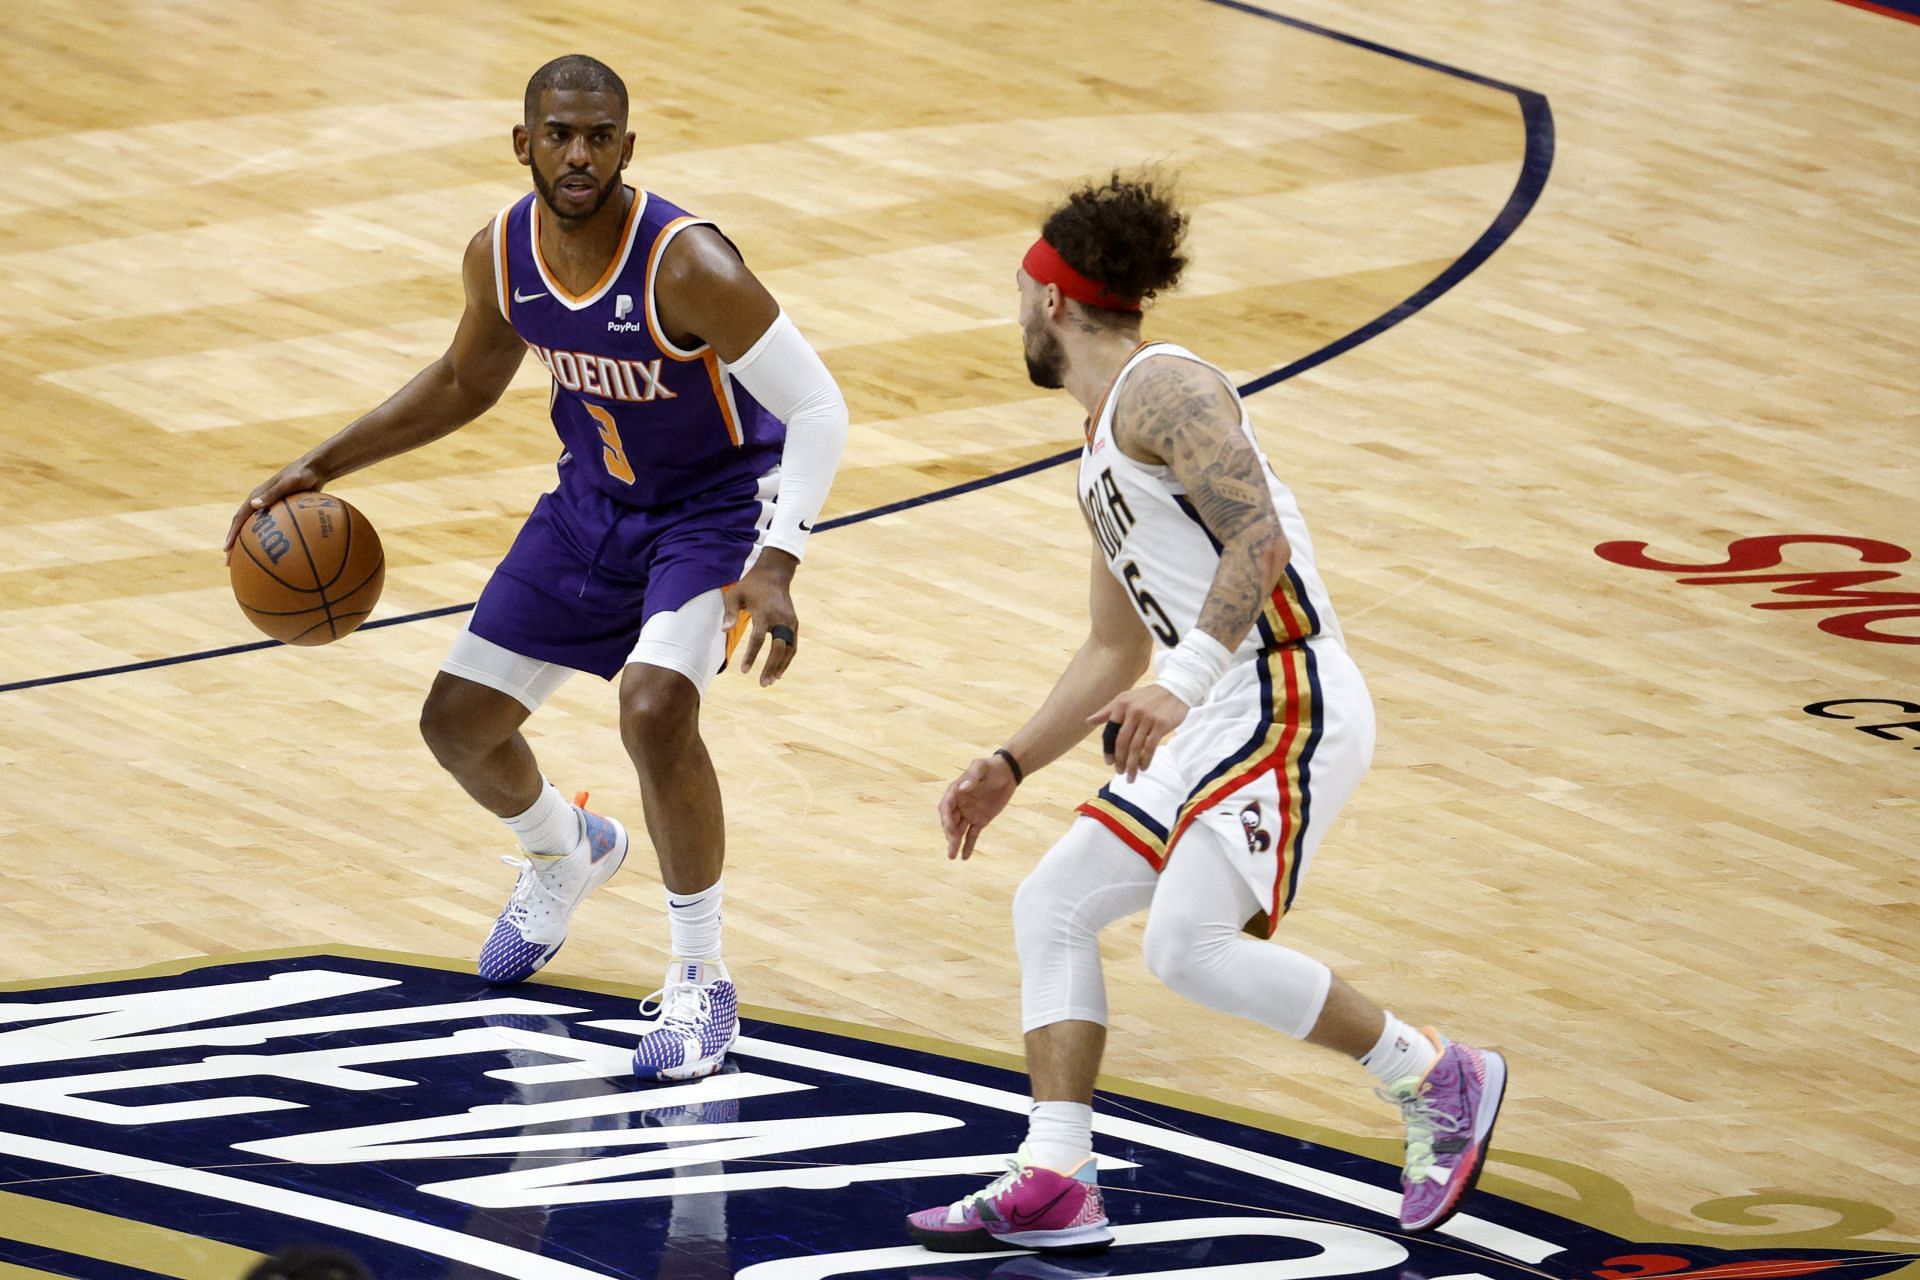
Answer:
[{"left": 230, "top": 492, "right": 385, "bottom": 645}]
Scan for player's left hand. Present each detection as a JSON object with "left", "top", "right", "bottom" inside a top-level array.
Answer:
[
  {"left": 726, "top": 550, "right": 801, "bottom": 687},
  {"left": 939, "top": 755, "right": 1018, "bottom": 861},
  {"left": 1089, "top": 685, "right": 1190, "bottom": 782}
]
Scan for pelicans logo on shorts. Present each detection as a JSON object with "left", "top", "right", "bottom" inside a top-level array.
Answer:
[
  {"left": 0, "top": 951, "right": 1908, "bottom": 1279},
  {"left": 1240, "top": 799, "right": 1273, "bottom": 853}
]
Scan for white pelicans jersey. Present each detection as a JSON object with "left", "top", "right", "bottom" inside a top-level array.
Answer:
[
  {"left": 1072, "top": 342, "right": 1371, "bottom": 934},
  {"left": 1077, "top": 342, "right": 1344, "bottom": 660}
]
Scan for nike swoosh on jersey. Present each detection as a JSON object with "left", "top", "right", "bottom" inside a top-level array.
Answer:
[{"left": 513, "top": 288, "right": 548, "bottom": 303}]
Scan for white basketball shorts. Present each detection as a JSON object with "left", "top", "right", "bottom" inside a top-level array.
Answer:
[{"left": 1077, "top": 637, "right": 1375, "bottom": 937}]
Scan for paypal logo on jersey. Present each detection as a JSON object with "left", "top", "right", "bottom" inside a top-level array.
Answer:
[
  {"left": 607, "top": 291, "right": 647, "bottom": 333},
  {"left": 0, "top": 953, "right": 1905, "bottom": 1279}
]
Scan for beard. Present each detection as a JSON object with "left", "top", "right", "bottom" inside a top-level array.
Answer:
[
  {"left": 531, "top": 161, "right": 624, "bottom": 223},
  {"left": 1023, "top": 325, "right": 1066, "bottom": 389}
]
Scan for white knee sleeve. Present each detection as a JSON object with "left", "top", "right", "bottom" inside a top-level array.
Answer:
[
  {"left": 1142, "top": 827, "right": 1333, "bottom": 1040},
  {"left": 1014, "top": 817, "right": 1158, "bottom": 1034}
]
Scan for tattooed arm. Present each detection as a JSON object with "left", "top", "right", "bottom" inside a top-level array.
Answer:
[
  {"left": 1114, "top": 355, "right": 1291, "bottom": 647},
  {"left": 1088, "top": 355, "right": 1292, "bottom": 779}
]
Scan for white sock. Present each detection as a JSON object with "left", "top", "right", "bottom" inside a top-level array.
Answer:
[
  {"left": 503, "top": 779, "right": 582, "bottom": 860},
  {"left": 1361, "top": 1013, "right": 1440, "bottom": 1085},
  {"left": 1026, "top": 1100, "right": 1094, "bottom": 1174},
  {"left": 667, "top": 879, "right": 724, "bottom": 963}
]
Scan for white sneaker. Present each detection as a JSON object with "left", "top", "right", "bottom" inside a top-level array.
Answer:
[
  {"left": 631, "top": 960, "right": 739, "bottom": 1082},
  {"left": 477, "top": 791, "right": 628, "bottom": 985}
]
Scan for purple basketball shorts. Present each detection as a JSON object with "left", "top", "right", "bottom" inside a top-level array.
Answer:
[{"left": 468, "top": 468, "right": 768, "bottom": 679}]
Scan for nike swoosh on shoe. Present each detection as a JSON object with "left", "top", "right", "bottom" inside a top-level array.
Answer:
[{"left": 1006, "top": 1186, "right": 1073, "bottom": 1230}]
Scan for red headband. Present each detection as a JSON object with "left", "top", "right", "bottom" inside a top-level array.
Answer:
[{"left": 1022, "top": 238, "right": 1142, "bottom": 313}]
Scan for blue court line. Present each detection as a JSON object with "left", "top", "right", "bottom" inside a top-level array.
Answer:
[
  {"left": 1198, "top": 0, "right": 1536, "bottom": 94},
  {"left": 0, "top": 2, "right": 1554, "bottom": 698}
]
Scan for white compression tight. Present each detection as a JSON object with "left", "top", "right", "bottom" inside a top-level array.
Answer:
[{"left": 1015, "top": 816, "right": 1333, "bottom": 1041}]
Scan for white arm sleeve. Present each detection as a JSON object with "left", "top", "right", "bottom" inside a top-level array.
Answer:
[{"left": 725, "top": 311, "right": 848, "bottom": 561}]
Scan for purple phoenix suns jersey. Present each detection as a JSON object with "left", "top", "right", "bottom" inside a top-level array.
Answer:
[{"left": 492, "top": 188, "right": 785, "bottom": 508}]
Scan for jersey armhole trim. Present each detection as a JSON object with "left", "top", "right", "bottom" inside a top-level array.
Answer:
[
  {"left": 645, "top": 216, "right": 718, "bottom": 363},
  {"left": 491, "top": 206, "right": 513, "bottom": 322}
]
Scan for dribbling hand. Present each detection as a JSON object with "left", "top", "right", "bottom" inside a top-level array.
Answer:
[
  {"left": 226, "top": 460, "right": 327, "bottom": 559},
  {"left": 939, "top": 755, "right": 1018, "bottom": 861}
]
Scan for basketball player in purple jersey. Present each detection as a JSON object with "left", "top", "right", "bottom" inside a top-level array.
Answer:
[
  {"left": 905, "top": 176, "right": 1505, "bottom": 1252},
  {"left": 227, "top": 56, "right": 848, "bottom": 1082}
]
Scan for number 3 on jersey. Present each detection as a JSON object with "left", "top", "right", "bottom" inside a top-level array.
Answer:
[
  {"left": 584, "top": 403, "right": 636, "bottom": 485},
  {"left": 1122, "top": 561, "right": 1179, "bottom": 645}
]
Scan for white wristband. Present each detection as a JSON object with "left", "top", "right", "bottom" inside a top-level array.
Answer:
[{"left": 1155, "top": 629, "right": 1236, "bottom": 708}]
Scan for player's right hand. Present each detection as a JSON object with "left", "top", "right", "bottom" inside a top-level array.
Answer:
[
  {"left": 939, "top": 755, "right": 1018, "bottom": 861},
  {"left": 225, "top": 461, "right": 327, "bottom": 558}
]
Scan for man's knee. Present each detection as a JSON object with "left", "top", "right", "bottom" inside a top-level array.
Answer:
[
  {"left": 620, "top": 666, "right": 701, "bottom": 760},
  {"left": 1140, "top": 911, "right": 1185, "bottom": 989},
  {"left": 420, "top": 675, "right": 522, "bottom": 770},
  {"left": 1014, "top": 831, "right": 1110, "bottom": 955},
  {"left": 1141, "top": 907, "right": 1228, "bottom": 996},
  {"left": 1019, "top": 819, "right": 1159, "bottom": 959},
  {"left": 1012, "top": 864, "right": 1062, "bottom": 960}
]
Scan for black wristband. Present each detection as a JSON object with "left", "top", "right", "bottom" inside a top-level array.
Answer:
[{"left": 992, "top": 747, "right": 1025, "bottom": 785}]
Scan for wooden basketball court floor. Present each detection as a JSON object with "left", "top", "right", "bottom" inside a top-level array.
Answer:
[{"left": 0, "top": 0, "right": 1914, "bottom": 1269}]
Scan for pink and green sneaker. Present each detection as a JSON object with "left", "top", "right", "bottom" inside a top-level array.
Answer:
[
  {"left": 1386, "top": 1031, "right": 1508, "bottom": 1232},
  {"left": 906, "top": 1146, "right": 1113, "bottom": 1255}
]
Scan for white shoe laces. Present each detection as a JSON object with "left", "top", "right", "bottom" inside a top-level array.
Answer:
[
  {"left": 948, "top": 1147, "right": 1032, "bottom": 1222},
  {"left": 640, "top": 980, "right": 714, "bottom": 1031},
  {"left": 497, "top": 854, "right": 573, "bottom": 937},
  {"left": 1379, "top": 1079, "right": 1462, "bottom": 1183}
]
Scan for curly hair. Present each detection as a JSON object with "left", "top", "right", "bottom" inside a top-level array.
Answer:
[{"left": 1040, "top": 171, "right": 1189, "bottom": 311}]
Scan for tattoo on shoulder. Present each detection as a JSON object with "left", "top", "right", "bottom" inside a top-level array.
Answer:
[{"left": 1114, "top": 359, "right": 1275, "bottom": 544}]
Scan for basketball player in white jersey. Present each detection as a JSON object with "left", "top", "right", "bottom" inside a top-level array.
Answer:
[{"left": 906, "top": 175, "right": 1507, "bottom": 1254}]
